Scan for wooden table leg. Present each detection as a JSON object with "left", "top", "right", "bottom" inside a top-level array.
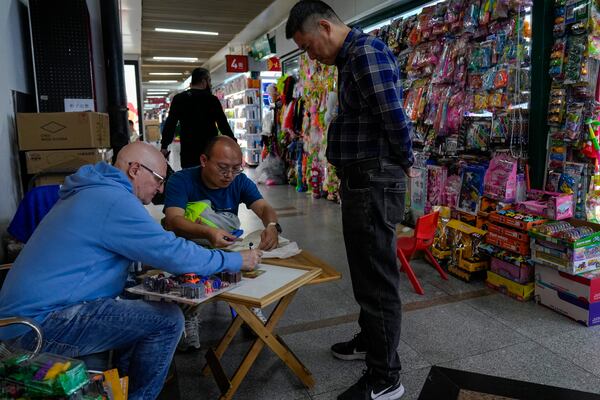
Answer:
[
  {"left": 201, "top": 315, "right": 244, "bottom": 376},
  {"left": 230, "top": 293, "right": 315, "bottom": 389},
  {"left": 205, "top": 290, "right": 315, "bottom": 400}
]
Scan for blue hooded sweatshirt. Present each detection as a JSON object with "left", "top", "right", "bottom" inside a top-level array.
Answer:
[{"left": 0, "top": 162, "right": 242, "bottom": 339}]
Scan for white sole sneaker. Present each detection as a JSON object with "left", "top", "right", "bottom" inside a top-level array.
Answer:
[
  {"left": 331, "top": 349, "right": 367, "bottom": 361},
  {"left": 372, "top": 383, "right": 405, "bottom": 399}
]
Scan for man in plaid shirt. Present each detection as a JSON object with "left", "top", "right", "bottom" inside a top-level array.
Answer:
[{"left": 287, "top": 1, "right": 414, "bottom": 399}]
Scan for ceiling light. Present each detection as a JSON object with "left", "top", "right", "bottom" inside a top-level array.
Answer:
[
  {"left": 155, "top": 27, "right": 218, "bottom": 36},
  {"left": 149, "top": 72, "right": 183, "bottom": 76},
  {"left": 148, "top": 80, "right": 178, "bottom": 83},
  {"left": 146, "top": 95, "right": 166, "bottom": 98},
  {"left": 153, "top": 56, "right": 198, "bottom": 62}
]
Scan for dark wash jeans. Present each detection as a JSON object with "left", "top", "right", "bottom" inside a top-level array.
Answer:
[
  {"left": 12, "top": 298, "right": 184, "bottom": 400},
  {"left": 339, "top": 158, "right": 407, "bottom": 380}
]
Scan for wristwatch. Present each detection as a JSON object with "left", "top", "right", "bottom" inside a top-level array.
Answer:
[{"left": 267, "top": 222, "right": 282, "bottom": 233}]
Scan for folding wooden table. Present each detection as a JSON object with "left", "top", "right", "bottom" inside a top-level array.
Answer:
[{"left": 203, "top": 250, "right": 341, "bottom": 400}]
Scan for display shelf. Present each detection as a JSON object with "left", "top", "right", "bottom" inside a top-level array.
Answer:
[{"left": 224, "top": 88, "right": 259, "bottom": 98}]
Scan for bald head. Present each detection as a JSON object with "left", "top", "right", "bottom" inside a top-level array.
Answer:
[
  {"left": 204, "top": 136, "right": 242, "bottom": 159},
  {"left": 115, "top": 142, "right": 166, "bottom": 173},
  {"left": 115, "top": 142, "right": 167, "bottom": 204}
]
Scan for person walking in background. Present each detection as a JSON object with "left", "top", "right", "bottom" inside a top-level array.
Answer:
[
  {"left": 161, "top": 67, "right": 236, "bottom": 168},
  {"left": 286, "top": 1, "right": 414, "bottom": 399}
]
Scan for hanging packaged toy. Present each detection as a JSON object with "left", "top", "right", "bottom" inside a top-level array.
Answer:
[
  {"left": 426, "top": 165, "right": 448, "bottom": 213},
  {"left": 564, "top": 102, "right": 585, "bottom": 140},
  {"left": 463, "top": 0, "right": 481, "bottom": 33},
  {"left": 484, "top": 153, "right": 518, "bottom": 201},
  {"left": 549, "top": 38, "right": 567, "bottom": 79},
  {"left": 565, "top": 0, "right": 590, "bottom": 35},
  {"left": 547, "top": 86, "right": 567, "bottom": 126},
  {"left": 564, "top": 34, "right": 587, "bottom": 84}
]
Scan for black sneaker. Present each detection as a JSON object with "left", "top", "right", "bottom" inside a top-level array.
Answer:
[
  {"left": 331, "top": 333, "right": 367, "bottom": 360},
  {"left": 338, "top": 372, "right": 404, "bottom": 400}
]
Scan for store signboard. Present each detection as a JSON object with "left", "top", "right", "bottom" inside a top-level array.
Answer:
[
  {"left": 147, "top": 97, "right": 166, "bottom": 105},
  {"left": 226, "top": 55, "right": 249, "bottom": 73},
  {"left": 267, "top": 57, "right": 281, "bottom": 71}
]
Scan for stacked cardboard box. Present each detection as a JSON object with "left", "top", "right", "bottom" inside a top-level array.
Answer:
[
  {"left": 531, "top": 220, "right": 600, "bottom": 326},
  {"left": 16, "top": 112, "right": 111, "bottom": 186},
  {"left": 482, "top": 209, "right": 546, "bottom": 301}
]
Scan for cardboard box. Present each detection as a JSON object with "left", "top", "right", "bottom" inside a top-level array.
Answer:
[
  {"left": 17, "top": 112, "right": 110, "bottom": 150},
  {"left": 145, "top": 125, "right": 161, "bottom": 142},
  {"left": 31, "top": 174, "right": 68, "bottom": 187},
  {"left": 535, "top": 281, "right": 600, "bottom": 326},
  {"left": 490, "top": 257, "right": 534, "bottom": 284},
  {"left": 25, "top": 148, "right": 112, "bottom": 174},
  {"left": 531, "top": 237, "right": 600, "bottom": 275},
  {"left": 535, "top": 262, "right": 600, "bottom": 303},
  {"left": 486, "top": 271, "right": 535, "bottom": 301}
]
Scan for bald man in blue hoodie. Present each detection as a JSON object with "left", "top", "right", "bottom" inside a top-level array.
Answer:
[{"left": 0, "top": 142, "right": 262, "bottom": 400}]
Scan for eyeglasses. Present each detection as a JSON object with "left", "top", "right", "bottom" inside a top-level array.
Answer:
[
  {"left": 209, "top": 159, "right": 244, "bottom": 177},
  {"left": 129, "top": 162, "right": 166, "bottom": 185}
]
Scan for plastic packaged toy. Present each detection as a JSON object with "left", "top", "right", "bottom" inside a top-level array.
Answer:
[
  {"left": 484, "top": 153, "right": 518, "bottom": 201},
  {"left": 0, "top": 353, "right": 90, "bottom": 397}
]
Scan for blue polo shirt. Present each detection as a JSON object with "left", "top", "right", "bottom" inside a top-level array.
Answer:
[{"left": 164, "top": 167, "right": 263, "bottom": 215}]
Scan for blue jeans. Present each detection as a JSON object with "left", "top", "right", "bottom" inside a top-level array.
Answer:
[
  {"left": 13, "top": 298, "right": 184, "bottom": 400},
  {"left": 339, "top": 158, "right": 407, "bottom": 380}
]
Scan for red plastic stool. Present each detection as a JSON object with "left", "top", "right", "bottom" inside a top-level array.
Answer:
[{"left": 396, "top": 211, "right": 448, "bottom": 295}]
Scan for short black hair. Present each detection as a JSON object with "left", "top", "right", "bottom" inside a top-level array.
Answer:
[
  {"left": 285, "top": 0, "right": 341, "bottom": 39},
  {"left": 191, "top": 67, "right": 210, "bottom": 85}
]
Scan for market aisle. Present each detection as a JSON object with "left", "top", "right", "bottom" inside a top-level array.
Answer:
[{"left": 170, "top": 176, "right": 600, "bottom": 400}]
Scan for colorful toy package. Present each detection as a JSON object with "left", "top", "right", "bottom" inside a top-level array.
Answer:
[
  {"left": 484, "top": 153, "right": 518, "bottom": 201},
  {"left": 517, "top": 190, "right": 574, "bottom": 220},
  {"left": 457, "top": 164, "right": 487, "bottom": 214},
  {"left": 0, "top": 353, "right": 91, "bottom": 398}
]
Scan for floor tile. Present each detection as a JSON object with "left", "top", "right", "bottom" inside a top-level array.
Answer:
[
  {"left": 464, "top": 292, "right": 583, "bottom": 340},
  {"left": 401, "top": 302, "right": 528, "bottom": 365},
  {"left": 534, "top": 325, "right": 600, "bottom": 377},
  {"left": 439, "top": 340, "right": 600, "bottom": 394}
]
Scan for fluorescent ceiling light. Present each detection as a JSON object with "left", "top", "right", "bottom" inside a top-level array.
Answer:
[
  {"left": 260, "top": 71, "right": 281, "bottom": 78},
  {"left": 149, "top": 72, "right": 182, "bottom": 76},
  {"left": 147, "top": 95, "right": 166, "bottom": 98},
  {"left": 155, "top": 27, "right": 218, "bottom": 36},
  {"left": 148, "top": 80, "right": 178, "bottom": 83},
  {"left": 147, "top": 89, "right": 170, "bottom": 92},
  {"left": 153, "top": 56, "right": 198, "bottom": 62}
]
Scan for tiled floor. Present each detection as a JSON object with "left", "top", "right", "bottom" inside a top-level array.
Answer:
[{"left": 168, "top": 165, "right": 600, "bottom": 399}]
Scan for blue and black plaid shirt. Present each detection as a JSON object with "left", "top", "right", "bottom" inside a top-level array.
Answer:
[{"left": 327, "top": 28, "right": 414, "bottom": 171}]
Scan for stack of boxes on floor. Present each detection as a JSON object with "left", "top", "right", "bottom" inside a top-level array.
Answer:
[
  {"left": 531, "top": 219, "right": 600, "bottom": 326},
  {"left": 16, "top": 112, "right": 111, "bottom": 187},
  {"left": 482, "top": 209, "right": 546, "bottom": 301}
]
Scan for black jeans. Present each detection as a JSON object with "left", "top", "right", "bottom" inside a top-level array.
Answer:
[{"left": 340, "top": 158, "right": 407, "bottom": 380}]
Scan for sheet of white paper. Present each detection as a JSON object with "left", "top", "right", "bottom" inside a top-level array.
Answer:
[
  {"left": 225, "top": 263, "right": 306, "bottom": 299},
  {"left": 64, "top": 98, "right": 95, "bottom": 112},
  {"left": 225, "top": 229, "right": 290, "bottom": 251},
  {"left": 261, "top": 242, "right": 301, "bottom": 259}
]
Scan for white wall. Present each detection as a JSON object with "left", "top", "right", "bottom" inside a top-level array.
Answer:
[{"left": 0, "top": 0, "right": 33, "bottom": 255}]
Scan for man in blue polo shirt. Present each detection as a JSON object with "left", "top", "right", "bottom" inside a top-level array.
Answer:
[
  {"left": 163, "top": 136, "right": 281, "bottom": 250},
  {"left": 164, "top": 136, "right": 281, "bottom": 349}
]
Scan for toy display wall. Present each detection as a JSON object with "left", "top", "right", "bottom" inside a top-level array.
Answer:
[
  {"left": 544, "top": 0, "right": 600, "bottom": 222},
  {"left": 267, "top": 54, "right": 340, "bottom": 201}
]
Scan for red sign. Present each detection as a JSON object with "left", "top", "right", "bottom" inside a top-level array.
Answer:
[
  {"left": 147, "top": 97, "right": 166, "bottom": 105},
  {"left": 266, "top": 56, "right": 281, "bottom": 71},
  {"left": 226, "top": 55, "right": 249, "bottom": 73}
]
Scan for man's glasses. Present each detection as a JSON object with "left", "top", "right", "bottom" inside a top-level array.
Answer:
[
  {"left": 129, "top": 162, "right": 166, "bottom": 185},
  {"left": 209, "top": 159, "right": 244, "bottom": 177}
]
